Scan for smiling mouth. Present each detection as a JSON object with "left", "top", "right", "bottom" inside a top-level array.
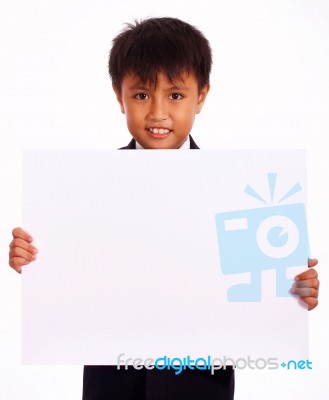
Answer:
[{"left": 147, "top": 127, "right": 172, "bottom": 135}]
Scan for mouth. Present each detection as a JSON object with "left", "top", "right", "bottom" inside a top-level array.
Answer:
[{"left": 146, "top": 127, "right": 172, "bottom": 139}]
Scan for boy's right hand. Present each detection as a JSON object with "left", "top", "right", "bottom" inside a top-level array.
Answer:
[{"left": 9, "top": 227, "right": 38, "bottom": 273}]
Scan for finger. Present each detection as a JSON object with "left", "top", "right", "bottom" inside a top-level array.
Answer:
[
  {"left": 12, "top": 227, "right": 33, "bottom": 242},
  {"left": 293, "top": 278, "right": 320, "bottom": 290},
  {"left": 9, "top": 246, "right": 37, "bottom": 262},
  {"left": 9, "top": 237, "right": 38, "bottom": 253},
  {"left": 298, "top": 296, "right": 318, "bottom": 311},
  {"left": 9, "top": 256, "right": 31, "bottom": 273},
  {"left": 291, "top": 286, "right": 318, "bottom": 298},
  {"left": 308, "top": 258, "right": 318, "bottom": 268},
  {"left": 295, "top": 268, "right": 318, "bottom": 282}
]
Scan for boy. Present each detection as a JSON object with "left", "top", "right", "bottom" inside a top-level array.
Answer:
[{"left": 9, "top": 17, "right": 319, "bottom": 400}]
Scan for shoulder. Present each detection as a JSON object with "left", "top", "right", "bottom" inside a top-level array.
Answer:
[
  {"left": 118, "top": 138, "right": 136, "bottom": 150},
  {"left": 189, "top": 135, "right": 200, "bottom": 149}
]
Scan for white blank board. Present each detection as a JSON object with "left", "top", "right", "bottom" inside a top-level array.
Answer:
[{"left": 22, "top": 150, "right": 308, "bottom": 364}]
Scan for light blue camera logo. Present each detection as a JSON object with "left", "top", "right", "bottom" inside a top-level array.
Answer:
[{"left": 215, "top": 173, "right": 310, "bottom": 302}]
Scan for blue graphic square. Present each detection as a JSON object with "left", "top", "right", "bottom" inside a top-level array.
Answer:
[{"left": 215, "top": 203, "right": 310, "bottom": 301}]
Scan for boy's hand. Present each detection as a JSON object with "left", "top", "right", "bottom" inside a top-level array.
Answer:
[
  {"left": 7, "top": 229, "right": 321, "bottom": 311},
  {"left": 9, "top": 227, "right": 38, "bottom": 273},
  {"left": 291, "top": 258, "right": 319, "bottom": 311}
]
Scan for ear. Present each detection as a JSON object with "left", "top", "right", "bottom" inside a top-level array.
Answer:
[
  {"left": 196, "top": 83, "right": 210, "bottom": 114},
  {"left": 112, "top": 83, "right": 125, "bottom": 114}
]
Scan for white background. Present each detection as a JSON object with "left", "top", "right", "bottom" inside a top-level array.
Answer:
[{"left": 0, "top": 0, "right": 328, "bottom": 399}]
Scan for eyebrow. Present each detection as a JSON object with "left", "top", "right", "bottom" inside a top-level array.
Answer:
[{"left": 128, "top": 85, "right": 190, "bottom": 91}]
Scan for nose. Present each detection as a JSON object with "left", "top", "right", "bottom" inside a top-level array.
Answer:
[{"left": 148, "top": 98, "right": 168, "bottom": 121}]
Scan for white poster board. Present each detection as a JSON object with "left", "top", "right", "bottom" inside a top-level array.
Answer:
[{"left": 22, "top": 150, "right": 309, "bottom": 365}]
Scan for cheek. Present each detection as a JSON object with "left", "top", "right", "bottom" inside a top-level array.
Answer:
[
  {"left": 177, "top": 102, "right": 197, "bottom": 121},
  {"left": 126, "top": 109, "right": 144, "bottom": 129},
  {"left": 177, "top": 109, "right": 195, "bottom": 129}
]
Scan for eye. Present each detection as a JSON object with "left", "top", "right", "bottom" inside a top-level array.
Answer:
[
  {"left": 169, "top": 93, "right": 183, "bottom": 100},
  {"left": 134, "top": 93, "right": 149, "bottom": 100}
]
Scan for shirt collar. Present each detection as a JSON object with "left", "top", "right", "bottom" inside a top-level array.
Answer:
[{"left": 135, "top": 136, "right": 190, "bottom": 150}]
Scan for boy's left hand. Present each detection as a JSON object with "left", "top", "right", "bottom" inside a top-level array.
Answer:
[{"left": 291, "top": 258, "right": 319, "bottom": 311}]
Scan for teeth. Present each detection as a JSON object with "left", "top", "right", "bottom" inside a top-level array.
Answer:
[{"left": 148, "top": 128, "right": 170, "bottom": 134}]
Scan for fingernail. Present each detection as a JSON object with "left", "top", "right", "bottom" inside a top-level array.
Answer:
[{"left": 32, "top": 248, "right": 38, "bottom": 254}]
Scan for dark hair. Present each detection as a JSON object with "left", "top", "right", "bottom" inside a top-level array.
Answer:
[{"left": 109, "top": 17, "right": 212, "bottom": 93}]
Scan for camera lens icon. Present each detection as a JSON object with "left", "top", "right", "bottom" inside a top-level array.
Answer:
[
  {"left": 215, "top": 203, "right": 310, "bottom": 301},
  {"left": 256, "top": 215, "right": 299, "bottom": 259}
]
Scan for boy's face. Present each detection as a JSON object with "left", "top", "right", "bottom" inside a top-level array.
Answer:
[{"left": 113, "top": 71, "right": 210, "bottom": 149}]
